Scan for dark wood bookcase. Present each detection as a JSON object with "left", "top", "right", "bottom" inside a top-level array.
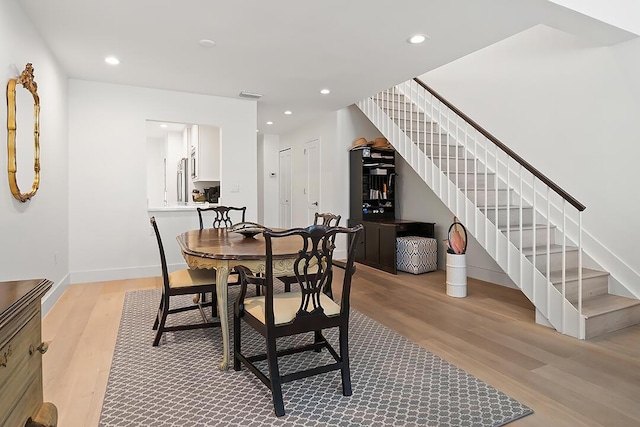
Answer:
[
  {"left": 349, "top": 147, "right": 396, "bottom": 221},
  {"left": 348, "top": 147, "right": 435, "bottom": 274}
]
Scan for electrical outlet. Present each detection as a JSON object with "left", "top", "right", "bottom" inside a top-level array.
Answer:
[{"left": 231, "top": 184, "right": 240, "bottom": 193}]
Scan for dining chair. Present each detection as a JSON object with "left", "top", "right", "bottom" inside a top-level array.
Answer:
[
  {"left": 197, "top": 205, "right": 246, "bottom": 230},
  {"left": 233, "top": 223, "right": 363, "bottom": 416},
  {"left": 282, "top": 211, "right": 342, "bottom": 293},
  {"left": 314, "top": 212, "right": 341, "bottom": 227},
  {"left": 195, "top": 205, "right": 248, "bottom": 304},
  {"left": 150, "top": 216, "right": 220, "bottom": 346}
]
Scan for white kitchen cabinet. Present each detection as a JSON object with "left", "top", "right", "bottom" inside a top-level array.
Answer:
[{"left": 190, "top": 124, "right": 221, "bottom": 182}]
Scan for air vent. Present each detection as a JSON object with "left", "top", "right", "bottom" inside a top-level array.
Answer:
[{"left": 239, "top": 91, "right": 262, "bottom": 100}]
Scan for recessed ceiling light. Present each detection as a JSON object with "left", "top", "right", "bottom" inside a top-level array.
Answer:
[
  {"left": 104, "top": 56, "right": 120, "bottom": 65},
  {"left": 407, "top": 34, "right": 427, "bottom": 44},
  {"left": 198, "top": 39, "right": 216, "bottom": 48},
  {"left": 320, "top": 89, "right": 330, "bottom": 95},
  {"left": 284, "top": 111, "right": 292, "bottom": 115},
  {"left": 160, "top": 124, "right": 168, "bottom": 128},
  {"left": 266, "top": 121, "right": 274, "bottom": 125}
]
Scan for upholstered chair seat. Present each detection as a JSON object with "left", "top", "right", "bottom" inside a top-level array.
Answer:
[
  {"left": 243, "top": 291, "right": 340, "bottom": 325},
  {"left": 168, "top": 269, "right": 217, "bottom": 288}
]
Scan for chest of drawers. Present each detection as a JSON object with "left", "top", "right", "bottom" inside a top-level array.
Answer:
[{"left": 0, "top": 279, "right": 57, "bottom": 427}]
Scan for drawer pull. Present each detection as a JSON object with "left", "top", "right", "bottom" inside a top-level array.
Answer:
[
  {"left": 0, "top": 345, "right": 12, "bottom": 367},
  {"left": 29, "top": 341, "right": 50, "bottom": 356}
]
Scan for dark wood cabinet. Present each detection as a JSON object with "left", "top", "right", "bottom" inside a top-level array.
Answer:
[{"left": 348, "top": 219, "right": 435, "bottom": 274}]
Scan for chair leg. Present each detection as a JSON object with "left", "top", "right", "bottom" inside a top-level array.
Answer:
[
  {"left": 233, "top": 312, "right": 241, "bottom": 371},
  {"left": 313, "top": 330, "right": 324, "bottom": 352},
  {"left": 152, "top": 296, "right": 164, "bottom": 330},
  {"left": 266, "top": 336, "right": 285, "bottom": 416},
  {"left": 211, "top": 291, "right": 218, "bottom": 318},
  {"left": 339, "top": 324, "right": 352, "bottom": 396},
  {"left": 255, "top": 284, "right": 261, "bottom": 297},
  {"left": 153, "top": 296, "right": 169, "bottom": 347}
]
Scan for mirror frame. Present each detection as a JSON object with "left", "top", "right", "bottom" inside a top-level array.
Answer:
[{"left": 6, "top": 63, "right": 40, "bottom": 202}]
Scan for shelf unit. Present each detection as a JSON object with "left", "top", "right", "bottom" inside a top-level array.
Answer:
[
  {"left": 348, "top": 146, "right": 435, "bottom": 274},
  {"left": 349, "top": 147, "right": 396, "bottom": 221}
]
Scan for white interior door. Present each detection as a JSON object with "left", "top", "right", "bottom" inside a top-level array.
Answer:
[
  {"left": 279, "top": 149, "right": 292, "bottom": 228},
  {"left": 305, "top": 139, "right": 321, "bottom": 224}
]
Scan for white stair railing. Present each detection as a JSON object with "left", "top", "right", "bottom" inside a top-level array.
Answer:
[{"left": 357, "top": 78, "right": 586, "bottom": 338}]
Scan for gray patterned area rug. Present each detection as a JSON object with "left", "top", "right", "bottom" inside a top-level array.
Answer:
[{"left": 99, "top": 288, "right": 533, "bottom": 426}]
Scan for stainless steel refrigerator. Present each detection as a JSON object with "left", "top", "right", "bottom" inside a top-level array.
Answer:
[{"left": 177, "top": 158, "right": 188, "bottom": 204}]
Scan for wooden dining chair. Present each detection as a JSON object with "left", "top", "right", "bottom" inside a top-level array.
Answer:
[
  {"left": 197, "top": 205, "right": 246, "bottom": 230},
  {"left": 282, "top": 212, "right": 342, "bottom": 293},
  {"left": 150, "top": 217, "right": 220, "bottom": 346},
  {"left": 195, "top": 206, "right": 247, "bottom": 304},
  {"left": 314, "top": 212, "right": 341, "bottom": 227},
  {"left": 233, "top": 223, "right": 363, "bottom": 417}
]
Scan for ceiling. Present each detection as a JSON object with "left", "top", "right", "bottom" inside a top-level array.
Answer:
[{"left": 17, "top": 0, "right": 634, "bottom": 136}]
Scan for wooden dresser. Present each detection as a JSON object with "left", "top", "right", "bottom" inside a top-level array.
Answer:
[{"left": 0, "top": 279, "right": 57, "bottom": 427}]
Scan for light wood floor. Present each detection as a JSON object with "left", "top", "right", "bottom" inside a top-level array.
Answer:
[{"left": 42, "top": 266, "right": 640, "bottom": 426}]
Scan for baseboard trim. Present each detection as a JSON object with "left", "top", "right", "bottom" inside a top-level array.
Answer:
[
  {"left": 466, "top": 264, "right": 518, "bottom": 289},
  {"left": 42, "top": 273, "right": 70, "bottom": 317},
  {"left": 70, "top": 263, "right": 186, "bottom": 285}
]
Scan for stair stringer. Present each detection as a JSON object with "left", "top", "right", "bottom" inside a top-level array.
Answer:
[{"left": 357, "top": 96, "right": 586, "bottom": 339}]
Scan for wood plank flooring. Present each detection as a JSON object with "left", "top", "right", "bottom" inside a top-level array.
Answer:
[{"left": 41, "top": 266, "right": 640, "bottom": 426}]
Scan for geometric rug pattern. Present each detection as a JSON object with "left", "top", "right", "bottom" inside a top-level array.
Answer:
[{"left": 99, "top": 288, "right": 532, "bottom": 426}]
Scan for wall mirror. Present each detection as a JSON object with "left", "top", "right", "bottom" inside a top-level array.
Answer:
[{"left": 6, "top": 63, "right": 40, "bottom": 202}]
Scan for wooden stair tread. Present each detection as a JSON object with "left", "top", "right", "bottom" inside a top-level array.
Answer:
[
  {"left": 581, "top": 294, "right": 640, "bottom": 318},
  {"left": 548, "top": 267, "right": 608, "bottom": 284},
  {"left": 479, "top": 205, "right": 533, "bottom": 210},
  {"left": 499, "top": 224, "right": 555, "bottom": 232},
  {"left": 522, "top": 244, "right": 579, "bottom": 256}
]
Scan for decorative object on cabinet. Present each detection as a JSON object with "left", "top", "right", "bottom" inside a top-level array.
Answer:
[
  {"left": 6, "top": 63, "right": 41, "bottom": 202},
  {"left": 349, "top": 137, "right": 372, "bottom": 151},
  {"left": 0, "top": 278, "right": 57, "bottom": 427}
]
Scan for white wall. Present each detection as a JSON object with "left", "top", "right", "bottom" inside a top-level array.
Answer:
[
  {"left": 0, "top": 0, "right": 69, "bottom": 313},
  {"left": 549, "top": 0, "right": 640, "bottom": 36},
  {"left": 260, "top": 134, "right": 280, "bottom": 228},
  {"left": 68, "top": 81, "right": 257, "bottom": 283},
  {"left": 279, "top": 111, "right": 340, "bottom": 228},
  {"left": 418, "top": 24, "right": 640, "bottom": 294}
]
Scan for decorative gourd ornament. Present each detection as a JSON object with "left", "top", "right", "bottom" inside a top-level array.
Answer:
[{"left": 447, "top": 217, "right": 468, "bottom": 255}]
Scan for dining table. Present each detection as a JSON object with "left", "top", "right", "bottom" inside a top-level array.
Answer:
[{"left": 176, "top": 227, "right": 303, "bottom": 371}]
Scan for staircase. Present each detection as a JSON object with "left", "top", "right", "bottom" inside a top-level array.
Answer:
[{"left": 357, "top": 78, "right": 640, "bottom": 339}]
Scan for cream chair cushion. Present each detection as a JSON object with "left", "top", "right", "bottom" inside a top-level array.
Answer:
[
  {"left": 168, "top": 268, "right": 216, "bottom": 288},
  {"left": 244, "top": 291, "right": 340, "bottom": 325}
]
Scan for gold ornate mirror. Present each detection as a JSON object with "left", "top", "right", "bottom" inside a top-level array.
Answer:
[{"left": 6, "top": 63, "right": 40, "bottom": 202}]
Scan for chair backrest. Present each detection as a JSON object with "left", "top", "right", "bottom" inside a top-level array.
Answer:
[
  {"left": 149, "top": 216, "right": 170, "bottom": 291},
  {"left": 313, "top": 212, "right": 341, "bottom": 227},
  {"left": 197, "top": 206, "right": 246, "bottom": 229},
  {"left": 263, "top": 223, "right": 363, "bottom": 328}
]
